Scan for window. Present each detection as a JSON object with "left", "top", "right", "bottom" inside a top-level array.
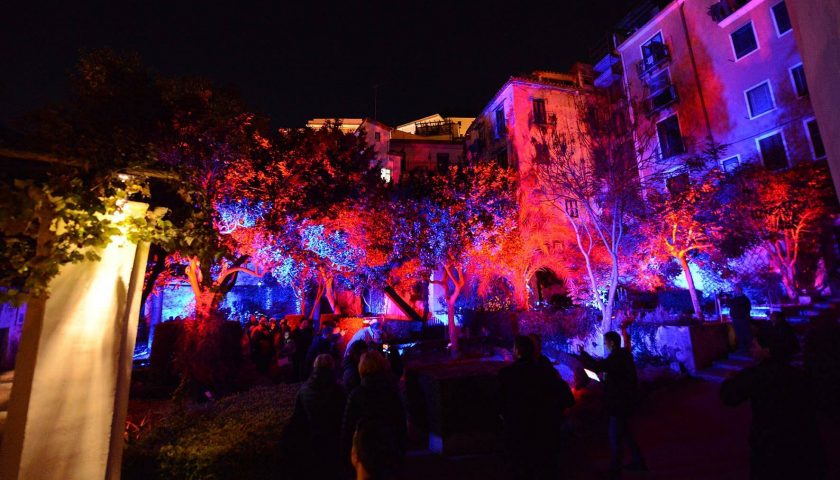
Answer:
[
  {"left": 790, "top": 64, "right": 808, "bottom": 97},
  {"left": 494, "top": 107, "right": 506, "bottom": 138},
  {"left": 565, "top": 199, "right": 579, "bottom": 218},
  {"left": 666, "top": 172, "right": 690, "bottom": 196},
  {"left": 757, "top": 132, "right": 788, "bottom": 170},
  {"left": 772, "top": 1, "right": 792, "bottom": 35},
  {"left": 533, "top": 99, "right": 547, "bottom": 125},
  {"left": 640, "top": 32, "right": 668, "bottom": 72},
  {"left": 721, "top": 155, "right": 741, "bottom": 173},
  {"left": 745, "top": 81, "right": 775, "bottom": 118},
  {"left": 731, "top": 22, "right": 758, "bottom": 59},
  {"left": 534, "top": 143, "right": 550, "bottom": 164},
  {"left": 495, "top": 148, "right": 509, "bottom": 169},
  {"left": 374, "top": 132, "right": 381, "bottom": 142},
  {"left": 806, "top": 119, "right": 826, "bottom": 159},
  {"left": 380, "top": 167, "right": 392, "bottom": 183},
  {"left": 436, "top": 153, "right": 450, "bottom": 173},
  {"left": 656, "top": 115, "right": 685, "bottom": 158}
]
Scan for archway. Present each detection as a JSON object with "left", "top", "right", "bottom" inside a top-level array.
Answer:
[{"left": 529, "top": 267, "right": 571, "bottom": 310}]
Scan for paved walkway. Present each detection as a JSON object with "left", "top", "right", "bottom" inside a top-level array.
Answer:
[{"left": 403, "top": 377, "right": 840, "bottom": 479}]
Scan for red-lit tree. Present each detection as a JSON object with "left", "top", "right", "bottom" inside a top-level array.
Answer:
[
  {"left": 400, "top": 163, "right": 516, "bottom": 355},
  {"left": 639, "top": 166, "right": 726, "bottom": 319},
  {"left": 725, "top": 161, "right": 837, "bottom": 299}
]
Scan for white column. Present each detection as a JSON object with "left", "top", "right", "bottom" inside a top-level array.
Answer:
[{"left": 0, "top": 202, "right": 150, "bottom": 480}]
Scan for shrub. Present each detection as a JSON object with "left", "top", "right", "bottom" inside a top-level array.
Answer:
[{"left": 123, "top": 384, "right": 298, "bottom": 480}]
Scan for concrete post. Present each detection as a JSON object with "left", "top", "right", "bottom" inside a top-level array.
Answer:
[{"left": 0, "top": 202, "right": 149, "bottom": 480}]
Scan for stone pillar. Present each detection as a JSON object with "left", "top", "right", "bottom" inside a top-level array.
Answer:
[{"left": 0, "top": 202, "right": 151, "bottom": 480}]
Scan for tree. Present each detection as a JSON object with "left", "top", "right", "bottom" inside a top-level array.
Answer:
[
  {"left": 640, "top": 167, "right": 726, "bottom": 319},
  {"left": 0, "top": 50, "right": 169, "bottom": 306},
  {"left": 533, "top": 93, "right": 660, "bottom": 332},
  {"left": 726, "top": 161, "right": 837, "bottom": 299},
  {"left": 401, "top": 164, "right": 516, "bottom": 355}
]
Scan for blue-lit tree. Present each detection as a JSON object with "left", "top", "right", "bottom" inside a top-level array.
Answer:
[{"left": 398, "top": 163, "right": 517, "bottom": 355}]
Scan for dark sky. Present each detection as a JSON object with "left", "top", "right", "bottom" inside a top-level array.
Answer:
[{"left": 1, "top": 1, "right": 636, "bottom": 128}]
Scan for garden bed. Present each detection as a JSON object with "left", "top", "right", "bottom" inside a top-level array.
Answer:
[{"left": 123, "top": 384, "right": 299, "bottom": 480}]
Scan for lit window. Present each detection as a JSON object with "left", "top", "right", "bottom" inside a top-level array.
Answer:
[
  {"left": 772, "top": 2, "right": 792, "bottom": 35},
  {"left": 746, "top": 81, "right": 775, "bottom": 118},
  {"left": 806, "top": 119, "right": 826, "bottom": 159},
  {"left": 380, "top": 167, "right": 392, "bottom": 183},
  {"left": 494, "top": 107, "right": 506, "bottom": 138},
  {"left": 790, "top": 64, "right": 808, "bottom": 97},
  {"left": 374, "top": 131, "right": 381, "bottom": 142},
  {"left": 533, "top": 99, "right": 547, "bottom": 125},
  {"left": 757, "top": 132, "right": 788, "bottom": 170},
  {"left": 721, "top": 156, "right": 741, "bottom": 173},
  {"left": 731, "top": 22, "right": 758, "bottom": 59},
  {"left": 656, "top": 115, "right": 685, "bottom": 159}
]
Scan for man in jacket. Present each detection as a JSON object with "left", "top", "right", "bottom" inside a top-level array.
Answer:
[
  {"left": 499, "top": 336, "right": 575, "bottom": 480},
  {"left": 290, "top": 354, "right": 346, "bottom": 479},
  {"left": 579, "top": 331, "right": 646, "bottom": 478},
  {"left": 341, "top": 350, "right": 406, "bottom": 477},
  {"left": 721, "top": 326, "right": 824, "bottom": 479}
]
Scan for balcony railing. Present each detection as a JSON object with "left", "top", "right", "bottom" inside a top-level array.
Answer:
[
  {"left": 646, "top": 84, "right": 679, "bottom": 115},
  {"left": 636, "top": 43, "right": 670, "bottom": 78},
  {"left": 708, "top": 0, "right": 752, "bottom": 22}
]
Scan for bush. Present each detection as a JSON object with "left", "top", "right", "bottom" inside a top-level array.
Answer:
[{"left": 123, "top": 384, "right": 299, "bottom": 480}]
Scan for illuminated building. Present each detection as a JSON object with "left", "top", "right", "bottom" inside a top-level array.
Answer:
[
  {"left": 602, "top": 0, "right": 825, "bottom": 183},
  {"left": 307, "top": 114, "right": 473, "bottom": 185}
]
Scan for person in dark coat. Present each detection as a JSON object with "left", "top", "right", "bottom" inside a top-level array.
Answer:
[
  {"left": 304, "top": 322, "right": 342, "bottom": 380},
  {"left": 342, "top": 340, "right": 369, "bottom": 394},
  {"left": 579, "top": 331, "right": 646, "bottom": 477},
  {"left": 728, "top": 286, "right": 753, "bottom": 353},
  {"left": 341, "top": 350, "right": 406, "bottom": 477},
  {"left": 289, "top": 354, "right": 346, "bottom": 479},
  {"left": 769, "top": 311, "right": 799, "bottom": 361},
  {"left": 499, "top": 336, "right": 576, "bottom": 480},
  {"left": 291, "top": 319, "right": 314, "bottom": 381},
  {"left": 721, "top": 326, "right": 825, "bottom": 480}
]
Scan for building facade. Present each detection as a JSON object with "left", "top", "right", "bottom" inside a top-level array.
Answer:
[{"left": 608, "top": 0, "right": 824, "bottom": 184}]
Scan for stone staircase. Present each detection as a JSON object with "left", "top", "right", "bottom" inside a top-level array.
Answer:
[{"left": 695, "top": 352, "right": 754, "bottom": 382}]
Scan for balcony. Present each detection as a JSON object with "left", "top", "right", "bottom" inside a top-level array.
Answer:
[
  {"left": 646, "top": 84, "right": 679, "bottom": 115},
  {"left": 708, "top": 0, "right": 752, "bottom": 23},
  {"left": 636, "top": 43, "right": 670, "bottom": 78},
  {"left": 415, "top": 120, "right": 458, "bottom": 138},
  {"left": 595, "top": 61, "right": 623, "bottom": 88}
]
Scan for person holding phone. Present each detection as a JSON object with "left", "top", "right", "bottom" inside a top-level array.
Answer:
[{"left": 578, "top": 331, "right": 646, "bottom": 478}]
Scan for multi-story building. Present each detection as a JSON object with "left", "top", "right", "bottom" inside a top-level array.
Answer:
[
  {"left": 603, "top": 0, "right": 825, "bottom": 188},
  {"left": 306, "top": 114, "right": 471, "bottom": 185}
]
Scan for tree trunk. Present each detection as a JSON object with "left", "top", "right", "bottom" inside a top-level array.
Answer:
[
  {"left": 602, "top": 256, "right": 620, "bottom": 333},
  {"left": 678, "top": 255, "right": 704, "bottom": 320},
  {"left": 447, "top": 288, "right": 461, "bottom": 357},
  {"left": 324, "top": 275, "right": 337, "bottom": 313}
]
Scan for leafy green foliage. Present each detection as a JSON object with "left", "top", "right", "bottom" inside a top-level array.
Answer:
[{"left": 123, "top": 385, "right": 298, "bottom": 480}]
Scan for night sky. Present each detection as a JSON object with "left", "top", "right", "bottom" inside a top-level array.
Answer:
[{"left": 1, "top": 1, "right": 637, "bottom": 128}]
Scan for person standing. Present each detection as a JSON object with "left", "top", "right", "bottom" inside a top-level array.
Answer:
[
  {"left": 290, "top": 354, "right": 346, "bottom": 479},
  {"left": 292, "top": 319, "right": 314, "bottom": 381},
  {"left": 342, "top": 340, "right": 369, "bottom": 394},
  {"left": 341, "top": 351, "right": 406, "bottom": 477},
  {"left": 578, "top": 331, "right": 646, "bottom": 478},
  {"left": 721, "top": 326, "right": 825, "bottom": 479},
  {"left": 304, "top": 322, "right": 342, "bottom": 379},
  {"left": 729, "top": 286, "right": 753, "bottom": 353},
  {"left": 499, "top": 336, "right": 575, "bottom": 480}
]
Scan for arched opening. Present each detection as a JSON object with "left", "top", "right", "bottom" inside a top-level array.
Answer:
[{"left": 530, "top": 267, "right": 572, "bottom": 310}]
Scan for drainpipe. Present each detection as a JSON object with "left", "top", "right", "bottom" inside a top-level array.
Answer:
[{"left": 679, "top": 1, "right": 714, "bottom": 145}]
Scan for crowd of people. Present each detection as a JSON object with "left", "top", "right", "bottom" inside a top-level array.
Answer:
[{"left": 283, "top": 331, "right": 406, "bottom": 479}]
